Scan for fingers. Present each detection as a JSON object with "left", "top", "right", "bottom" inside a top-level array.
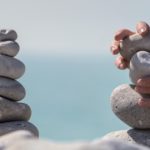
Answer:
[
  {"left": 135, "top": 78, "right": 150, "bottom": 94},
  {"left": 136, "top": 21, "right": 150, "bottom": 36},
  {"left": 135, "top": 86, "right": 150, "bottom": 94},
  {"left": 111, "top": 29, "right": 135, "bottom": 55},
  {"left": 111, "top": 41, "right": 120, "bottom": 55},
  {"left": 136, "top": 77, "right": 150, "bottom": 87},
  {"left": 114, "top": 29, "right": 135, "bottom": 41},
  {"left": 138, "top": 99, "right": 150, "bottom": 108},
  {"left": 115, "top": 56, "right": 129, "bottom": 70}
]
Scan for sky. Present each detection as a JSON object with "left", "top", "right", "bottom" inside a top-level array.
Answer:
[{"left": 0, "top": 0, "right": 150, "bottom": 57}]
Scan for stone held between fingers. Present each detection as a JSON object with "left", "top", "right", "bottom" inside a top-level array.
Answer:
[
  {"left": 129, "top": 51, "right": 150, "bottom": 84},
  {"left": 120, "top": 33, "right": 150, "bottom": 61}
]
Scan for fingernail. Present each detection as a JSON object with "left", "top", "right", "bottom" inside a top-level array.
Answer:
[
  {"left": 112, "top": 45, "right": 117, "bottom": 50},
  {"left": 140, "top": 27, "right": 146, "bottom": 33},
  {"left": 137, "top": 79, "right": 142, "bottom": 85},
  {"left": 119, "top": 64, "right": 124, "bottom": 69}
]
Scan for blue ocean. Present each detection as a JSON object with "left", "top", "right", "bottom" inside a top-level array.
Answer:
[{"left": 18, "top": 53, "right": 130, "bottom": 141}]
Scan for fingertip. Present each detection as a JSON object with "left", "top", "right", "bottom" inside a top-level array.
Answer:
[
  {"left": 136, "top": 78, "right": 142, "bottom": 85},
  {"left": 114, "top": 29, "right": 134, "bottom": 41},
  {"left": 111, "top": 48, "right": 119, "bottom": 55},
  {"left": 136, "top": 21, "right": 149, "bottom": 36}
]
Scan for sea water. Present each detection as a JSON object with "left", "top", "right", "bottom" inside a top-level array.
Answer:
[{"left": 18, "top": 53, "right": 130, "bottom": 141}]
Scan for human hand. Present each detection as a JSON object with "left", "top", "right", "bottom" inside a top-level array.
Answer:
[
  {"left": 135, "top": 77, "right": 150, "bottom": 107},
  {"left": 110, "top": 21, "right": 150, "bottom": 70}
]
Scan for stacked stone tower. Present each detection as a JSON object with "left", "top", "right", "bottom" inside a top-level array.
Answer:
[
  {"left": 103, "top": 33, "right": 150, "bottom": 147},
  {"left": 0, "top": 29, "right": 38, "bottom": 137}
]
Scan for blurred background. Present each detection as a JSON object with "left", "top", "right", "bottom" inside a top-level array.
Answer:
[{"left": 0, "top": 0, "right": 149, "bottom": 141}]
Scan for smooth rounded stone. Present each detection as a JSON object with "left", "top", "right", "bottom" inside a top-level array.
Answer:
[
  {"left": 129, "top": 51, "right": 150, "bottom": 84},
  {"left": 0, "top": 55, "right": 25, "bottom": 79},
  {"left": 111, "top": 84, "right": 150, "bottom": 129},
  {"left": 0, "top": 97, "right": 31, "bottom": 122},
  {"left": 0, "top": 77, "right": 25, "bottom": 101},
  {"left": 91, "top": 139, "right": 150, "bottom": 150},
  {"left": 120, "top": 33, "right": 150, "bottom": 61},
  {"left": 102, "top": 129, "right": 150, "bottom": 147},
  {"left": 0, "top": 41, "right": 19, "bottom": 57},
  {"left": 0, "top": 121, "right": 39, "bottom": 137},
  {"left": 0, "top": 29, "right": 17, "bottom": 41},
  {"left": 5, "top": 139, "right": 150, "bottom": 150},
  {"left": 0, "top": 131, "right": 35, "bottom": 150}
]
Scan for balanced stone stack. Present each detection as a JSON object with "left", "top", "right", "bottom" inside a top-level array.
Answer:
[
  {"left": 0, "top": 29, "right": 38, "bottom": 137},
  {"left": 103, "top": 33, "right": 150, "bottom": 147}
]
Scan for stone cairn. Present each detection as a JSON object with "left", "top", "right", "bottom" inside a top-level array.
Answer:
[
  {"left": 103, "top": 33, "right": 150, "bottom": 147},
  {"left": 0, "top": 29, "right": 39, "bottom": 137}
]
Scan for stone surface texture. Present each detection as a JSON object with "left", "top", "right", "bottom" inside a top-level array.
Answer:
[
  {"left": 0, "top": 121, "right": 39, "bottom": 137},
  {"left": 0, "top": 55, "right": 25, "bottom": 79},
  {"left": 111, "top": 84, "right": 150, "bottom": 129},
  {"left": 129, "top": 51, "right": 150, "bottom": 84},
  {"left": 3, "top": 138, "right": 149, "bottom": 150},
  {"left": 103, "top": 129, "right": 150, "bottom": 148},
  {"left": 0, "top": 41, "right": 19, "bottom": 57},
  {"left": 0, "top": 77, "right": 25, "bottom": 101},
  {"left": 120, "top": 33, "right": 150, "bottom": 61},
  {"left": 0, "top": 97, "right": 31, "bottom": 122},
  {"left": 0, "top": 130, "right": 36, "bottom": 149}
]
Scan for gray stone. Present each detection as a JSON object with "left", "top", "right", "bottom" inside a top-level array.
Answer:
[
  {"left": 4, "top": 138, "right": 150, "bottom": 150},
  {"left": 111, "top": 84, "right": 150, "bottom": 129},
  {"left": 0, "top": 55, "right": 25, "bottom": 79},
  {"left": 91, "top": 139, "right": 150, "bottom": 150},
  {"left": 129, "top": 51, "right": 150, "bottom": 84},
  {"left": 0, "top": 130, "right": 36, "bottom": 150},
  {"left": 102, "top": 129, "right": 150, "bottom": 148},
  {"left": 0, "top": 121, "right": 39, "bottom": 137},
  {"left": 120, "top": 33, "right": 150, "bottom": 61},
  {"left": 0, "top": 29, "right": 17, "bottom": 41},
  {"left": 0, "top": 97, "right": 31, "bottom": 122},
  {"left": 0, "top": 41, "right": 19, "bottom": 57},
  {"left": 0, "top": 77, "right": 25, "bottom": 101}
]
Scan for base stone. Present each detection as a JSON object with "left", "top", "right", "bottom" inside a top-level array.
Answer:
[{"left": 102, "top": 129, "right": 150, "bottom": 147}]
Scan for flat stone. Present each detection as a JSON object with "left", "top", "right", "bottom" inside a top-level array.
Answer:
[
  {"left": 111, "top": 84, "right": 150, "bottom": 129},
  {"left": 4, "top": 138, "right": 150, "bottom": 150},
  {"left": 102, "top": 129, "right": 150, "bottom": 148},
  {"left": 0, "top": 29, "right": 17, "bottom": 41},
  {"left": 120, "top": 33, "right": 150, "bottom": 61},
  {"left": 129, "top": 51, "right": 150, "bottom": 84},
  {"left": 0, "top": 121, "right": 39, "bottom": 137},
  {"left": 0, "top": 97, "right": 31, "bottom": 122},
  {"left": 0, "top": 41, "right": 19, "bottom": 57},
  {"left": 0, "top": 130, "right": 36, "bottom": 149},
  {"left": 0, "top": 55, "right": 25, "bottom": 79},
  {"left": 0, "top": 77, "right": 25, "bottom": 101}
]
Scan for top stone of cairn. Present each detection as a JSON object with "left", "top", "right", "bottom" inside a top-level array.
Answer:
[
  {"left": 120, "top": 32, "right": 150, "bottom": 61},
  {"left": 0, "top": 29, "right": 17, "bottom": 41},
  {"left": 0, "top": 29, "right": 19, "bottom": 57}
]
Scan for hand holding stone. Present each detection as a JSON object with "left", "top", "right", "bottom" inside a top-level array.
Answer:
[
  {"left": 111, "top": 21, "right": 149, "bottom": 70},
  {"left": 120, "top": 33, "right": 150, "bottom": 61}
]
